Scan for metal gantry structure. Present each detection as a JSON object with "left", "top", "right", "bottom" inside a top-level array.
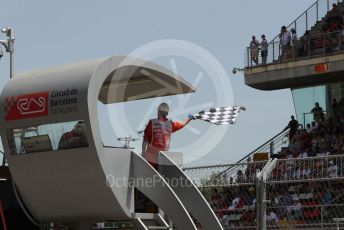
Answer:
[
  {"left": 117, "top": 136, "right": 140, "bottom": 149},
  {"left": 0, "top": 27, "right": 14, "bottom": 79},
  {"left": 0, "top": 27, "right": 14, "bottom": 166}
]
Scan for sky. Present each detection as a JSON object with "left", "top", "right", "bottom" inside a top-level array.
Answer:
[{"left": 0, "top": 0, "right": 316, "bottom": 166}]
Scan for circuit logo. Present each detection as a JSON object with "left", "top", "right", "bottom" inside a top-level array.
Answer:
[{"left": 4, "top": 92, "right": 49, "bottom": 121}]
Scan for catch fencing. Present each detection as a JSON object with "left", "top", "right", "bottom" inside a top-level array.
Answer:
[
  {"left": 183, "top": 154, "right": 344, "bottom": 229},
  {"left": 184, "top": 160, "right": 268, "bottom": 229}
]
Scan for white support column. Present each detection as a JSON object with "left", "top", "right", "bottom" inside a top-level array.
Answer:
[{"left": 256, "top": 158, "right": 277, "bottom": 230}]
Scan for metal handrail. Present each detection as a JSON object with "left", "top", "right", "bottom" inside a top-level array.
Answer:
[
  {"left": 247, "top": 30, "right": 344, "bottom": 67},
  {"left": 302, "top": 107, "right": 344, "bottom": 128},
  {"left": 216, "top": 128, "right": 289, "bottom": 176},
  {"left": 270, "top": 0, "right": 339, "bottom": 43},
  {"left": 236, "top": 128, "right": 289, "bottom": 163},
  {"left": 182, "top": 128, "right": 289, "bottom": 176},
  {"left": 245, "top": 0, "right": 343, "bottom": 67}
]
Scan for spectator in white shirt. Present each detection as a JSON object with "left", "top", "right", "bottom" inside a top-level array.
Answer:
[
  {"left": 228, "top": 197, "right": 241, "bottom": 210},
  {"left": 287, "top": 200, "right": 302, "bottom": 221},
  {"left": 250, "top": 36, "right": 260, "bottom": 66},
  {"left": 299, "top": 150, "right": 309, "bottom": 158},
  {"left": 236, "top": 169, "right": 247, "bottom": 183},
  {"left": 290, "top": 28, "right": 297, "bottom": 59},
  {"left": 328, "top": 161, "right": 338, "bottom": 178},
  {"left": 260, "top": 34, "right": 268, "bottom": 64},
  {"left": 296, "top": 167, "right": 301, "bottom": 179},
  {"left": 290, "top": 28, "right": 297, "bottom": 45},
  {"left": 267, "top": 210, "right": 279, "bottom": 224},
  {"left": 301, "top": 165, "right": 311, "bottom": 178},
  {"left": 279, "top": 26, "right": 291, "bottom": 61}
]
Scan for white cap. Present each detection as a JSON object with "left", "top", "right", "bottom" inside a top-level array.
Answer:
[{"left": 158, "top": 103, "right": 169, "bottom": 112}]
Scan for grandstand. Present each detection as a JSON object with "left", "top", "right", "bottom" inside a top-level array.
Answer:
[{"left": 184, "top": 0, "right": 344, "bottom": 229}]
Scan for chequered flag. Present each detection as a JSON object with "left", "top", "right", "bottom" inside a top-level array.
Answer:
[{"left": 193, "top": 106, "right": 246, "bottom": 125}]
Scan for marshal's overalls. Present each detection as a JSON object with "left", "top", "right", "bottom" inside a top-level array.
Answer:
[{"left": 142, "top": 117, "right": 184, "bottom": 168}]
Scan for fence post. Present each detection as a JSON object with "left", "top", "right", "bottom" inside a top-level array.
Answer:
[
  {"left": 324, "top": 34, "right": 326, "bottom": 56},
  {"left": 308, "top": 37, "right": 311, "bottom": 58},
  {"left": 249, "top": 47, "right": 252, "bottom": 67},
  {"left": 255, "top": 178, "right": 260, "bottom": 228},
  {"left": 256, "top": 170, "right": 267, "bottom": 230},
  {"left": 247, "top": 47, "right": 250, "bottom": 67},
  {"left": 257, "top": 159, "right": 277, "bottom": 230},
  {"left": 316, "top": 1, "right": 319, "bottom": 21},
  {"left": 321, "top": 206, "right": 324, "bottom": 229},
  {"left": 306, "top": 11, "right": 308, "bottom": 31},
  {"left": 261, "top": 180, "right": 267, "bottom": 230},
  {"left": 339, "top": 32, "right": 342, "bottom": 54},
  {"left": 270, "top": 140, "right": 274, "bottom": 157},
  {"left": 273, "top": 41, "right": 275, "bottom": 62}
]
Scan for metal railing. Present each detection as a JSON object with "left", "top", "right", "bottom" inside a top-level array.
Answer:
[
  {"left": 216, "top": 128, "right": 290, "bottom": 176},
  {"left": 184, "top": 155, "right": 344, "bottom": 229},
  {"left": 265, "top": 155, "right": 344, "bottom": 229},
  {"left": 181, "top": 127, "right": 290, "bottom": 229},
  {"left": 267, "top": 154, "right": 344, "bottom": 183},
  {"left": 245, "top": 0, "right": 343, "bottom": 67},
  {"left": 183, "top": 129, "right": 289, "bottom": 187},
  {"left": 303, "top": 111, "right": 327, "bottom": 129},
  {"left": 183, "top": 160, "right": 267, "bottom": 229},
  {"left": 184, "top": 161, "right": 267, "bottom": 188},
  {"left": 303, "top": 107, "right": 344, "bottom": 128},
  {"left": 246, "top": 30, "right": 344, "bottom": 67}
]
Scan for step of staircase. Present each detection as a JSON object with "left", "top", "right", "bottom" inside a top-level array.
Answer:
[{"left": 135, "top": 213, "right": 172, "bottom": 230}]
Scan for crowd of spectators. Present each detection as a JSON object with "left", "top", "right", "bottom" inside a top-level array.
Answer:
[
  {"left": 205, "top": 99, "right": 344, "bottom": 228},
  {"left": 249, "top": 3, "right": 344, "bottom": 66},
  {"left": 264, "top": 100, "right": 344, "bottom": 224},
  {"left": 278, "top": 101, "right": 344, "bottom": 160},
  {"left": 209, "top": 185, "right": 257, "bottom": 228},
  {"left": 322, "top": 3, "right": 344, "bottom": 33},
  {"left": 264, "top": 180, "right": 344, "bottom": 225},
  {"left": 295, "top": 3, "right": 344, "bottom": 60}
]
